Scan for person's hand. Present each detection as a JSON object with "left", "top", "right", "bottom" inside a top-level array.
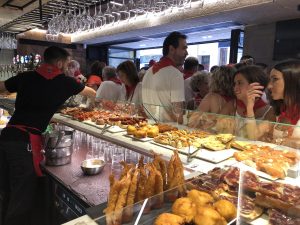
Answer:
[
  {"left": 242, "top": 83, "right": 264, "bottom": 118},
  {"left": 246, "top": 82, "right": 264, "bottom": 109}
]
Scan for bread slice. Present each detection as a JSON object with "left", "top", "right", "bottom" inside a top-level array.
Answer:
[
  {"left": 231, "top": 141, "right": 251, "bottom": 151},
  {"left": 216, "top": 134, "right": 234, "bottom": 144},
  {"left": 202, "top": 141, "right": 226, "bottom": 151}
]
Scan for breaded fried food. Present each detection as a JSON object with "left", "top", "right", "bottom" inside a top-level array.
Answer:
[
  {"left": 113, "top": 173, "right": 132, "bottom": 225},
  {"left": 154, "top": 213, "right": 185, "bottom": 225},
  {"left": 120, "top": 161, "right": 134, "bottom": 179},
  {"left": 136, "top": 157, "right": 147, "bottom": 202},
  {"left": 194, "top": 207, "right": 227, "bottom": 225},
  {"left": 152, "top": 152, "right": 167, "bottom": 190},
  {"left": 123, "top": 169, "right": 139, "bottom": 223},
  {"left": 144, "top": 164, "right": 156, "bottom": 199},
  {"left": 104, "top": 180, "right": 121, "bottom": 225},
  {"left": 167, "top": 153, "right": 175, "bottom": 189},
  {"left": 109, "top": 174, "right": 115, "bottom": 188},
  {"left": 167, "top": 151, "right": 186, "bottom": 195},
  {"left": 173, "top": 151, "right": 186, "bottom": 195},
  {"left": 213, "top": 199, "right": 237, "bottom": 222},
  {"left": 152, "top": 166, "right": 164, "bottom": 209},
  {"left": 187, "top": 190, "right": 214, "bottom": 207},
  {"left": 172, "top": 197, "right": 196, "bottom": 223}
]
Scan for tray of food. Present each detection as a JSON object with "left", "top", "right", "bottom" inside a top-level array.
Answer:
[
  {"left": 89, "top": 164, "right": 237, "bottom": 225},
  {"left": 239, "top": 169, "right": 300, "bottom": 224},
  {"left": 125, "top": 124, "right": 159, "bottom": 141},
  {"left": 151, "top": 141, "right": 199, "bottom": 155},
  {"left": 124, "top": 134, "right": 153, "bottom": 142},
  {"left": 196, "top": 148, "right": 237, "bottom": 163},
  {"left": 233, "top": 143, "right": 299, "bottom": 179}
]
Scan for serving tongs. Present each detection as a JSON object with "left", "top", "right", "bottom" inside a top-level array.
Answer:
[
  {"left": 100, "top": 123, "right": 112, "bottom": 134},
  {"left": 142, "top": 104, "right": 159, "bottom": 124}
]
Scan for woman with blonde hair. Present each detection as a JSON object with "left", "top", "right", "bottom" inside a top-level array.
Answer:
[
  {"left": 188, "top": 66, "right": 235, "bottom": 127},
  {"left": 198, "top": 66, "right": 235, "bottom": 113}
]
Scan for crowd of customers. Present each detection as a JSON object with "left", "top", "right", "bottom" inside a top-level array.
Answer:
[{"left": 63, "top": 31, "right": 299, "bottom": 148}]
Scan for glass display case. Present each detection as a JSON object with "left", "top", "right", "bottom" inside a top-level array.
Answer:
[{"left": 55, "top": 99, "right": 299, "bottom": 224}]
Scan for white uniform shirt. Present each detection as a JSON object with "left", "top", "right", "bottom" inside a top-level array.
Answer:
[
  {"left": 142, "top": 66, "right": 185, "bottom": 122},
  {"left": 96, "top": 81, "right": 122, "bottom": 102},
  {"left": 120, "top": 82, "right": 142, "bottom": 105}
]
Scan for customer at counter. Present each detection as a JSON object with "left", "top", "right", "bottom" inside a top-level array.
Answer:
[
  {"left": 142, "top": 31, "right": 187, "bottom": 123},
  {"left": 183, "top": 56, "right": 199, "bottom": 80},
  {"left": 212, "top": 65, "right": 275, "bottom": 136},
  {"left": 117, "top": 60, "right": 142, "bottom": 105},
  {"left": 86, "top": 61, "right": 106, "bottom": 91},
  {"left": 188, "top": 66, "right": 235, "bottom": 129},
  {"left": 96, "top": 66, "right": 122, "bottom": 102},
  {"left": 0, "top": 46, "right": 96, "bottom": 225},
  {"left": 245, "top": 59, "right": 300, "bottom": 148}
]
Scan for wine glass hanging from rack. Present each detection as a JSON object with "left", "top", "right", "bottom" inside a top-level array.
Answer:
[{"left": 46, "top": 0, "right": 204, "bottom": 35}]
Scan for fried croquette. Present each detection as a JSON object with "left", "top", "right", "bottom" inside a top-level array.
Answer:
[
  {"left": 187, "top": 190, "right": 214, "bottom": 206},
  {"left": 194, "top": 207, "right": 227, "bottom": 225},
  {"left": 213, "top": 199, "right": 237, "bottom": 222},
  {"left": 154, "top": 213, "right": 185, "bottom": 225},
  {"left": 172, "top": 197, "right": 196, "bottom": 223}
]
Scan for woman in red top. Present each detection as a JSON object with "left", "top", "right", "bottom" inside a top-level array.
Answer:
[
  {"left": 86, "top": 61, "right": 106, "bottom": 91},
  {"left": 117, "top": 60, "right": 141, "bottom": 104},
  {"left": 188, "top": 66, "right": 235, "bottom": 128},
  {"left": 246, "top": 59, "right": 300, "bottom": 147}
]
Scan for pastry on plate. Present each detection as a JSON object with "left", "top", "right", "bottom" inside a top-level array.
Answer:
[
  {"left": 216, "top": 133, "right": 234, "bottom": 144},
  {"left": 202, "top": 141, "right": 226, "bottom": 151}
]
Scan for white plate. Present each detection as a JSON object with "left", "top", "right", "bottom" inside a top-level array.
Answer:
[
  {"left": 196, "top": 148, "right": 237, "bottom": 163},
  {"left": 60, "top": 113, "right": 72, "bottom": 118},
  {"left": 83, "top": 120, "right": 105, "bottom": 129},
  {"left": 107, "top": 126, "right": 125, "bottom": 133},
  {"left": 123, "top": 134, "right": 153, "bottom": 142},
  {"left": 234, "top": 162, "right": 278, "bottom": 181},
  {"left": 248, "top": 213, "right": 269, "bottom": 225},
  {"left": 151, "top": 141, "right": 199, "bottom": 155}
]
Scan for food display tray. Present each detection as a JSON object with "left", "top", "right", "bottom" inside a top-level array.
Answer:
[
  {"left": 123, "top": 134, "right": 153, "bottom": 142},
  {"left": 83, "top": 119, "right": 105, "bottom": 129},
  {"left": 87, "top": 199, "right": 236, "bottom": 225},
  {"left": 195, "top": 148, "right": 237, "bottom": 163},
  {"left": 151, "top": 141, "right": 199, "bottom": 155}
]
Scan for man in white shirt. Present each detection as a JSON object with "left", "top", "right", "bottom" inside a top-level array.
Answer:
[
  {"left": 95, "top": 66, "right": 122, "bottom": 102},
  {"left": 142, "top": 31, "right": 188, "bottom": 123}
]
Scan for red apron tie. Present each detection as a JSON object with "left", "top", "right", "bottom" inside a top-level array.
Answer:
[{"left": 6, "top": 124, "right": 44, "bottom": 177}]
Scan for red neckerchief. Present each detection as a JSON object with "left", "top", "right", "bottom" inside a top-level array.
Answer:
[
  {"left": 87, "top": 75, "right": 102, "bottom": 86},
  {"left": 125, "top": 84, "right": 137, "bottom": 101},
  {"left": 108, "top": 77, "right": 122, "bottom": 85},
  {"left": 194, "top": 93, "right": 203, "bottom": 106},
  {"left": 152, "top": 57, "right": 178, "bottom": 74},
  {"left": 74, "top": 70, "right": 81, "bottom": 77},
  {"left": 36, "top": 63, "right": 62, "bottom": 80},
  {"left": 236, "top": 98, "right": 267, "bottom": 115},
  {"left": 278, "top": 106, "right": 300, "bottom": 125},
  {"left": 220, "top": 95, "right": 233, "bottom": 102},
  {"left": 183, "top": 70, "right": 194, "bottom": 80}
]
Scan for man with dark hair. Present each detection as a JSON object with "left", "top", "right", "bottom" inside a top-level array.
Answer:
[
  {"left": 240, "top": 55, "right": 255, "bottom": 65},
  {"left": 142, "top": 31, "right": 188, "bottom": 123},
  {"left": 183, "top": 57, "right": 199, "bottom": 80},
  {"left": 0, "top": 46, "right": 96, "bottom": 225},
  {"left": 198, "top": 64, "right": 205, "bottom": 71}
]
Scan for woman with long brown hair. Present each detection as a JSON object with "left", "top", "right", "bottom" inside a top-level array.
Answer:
[
  {"left": 117, "top": 60, "right": 142, "bottom": 105},
  {"left": 246, "top": 59, "right": 300, "bottom": 147}
]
